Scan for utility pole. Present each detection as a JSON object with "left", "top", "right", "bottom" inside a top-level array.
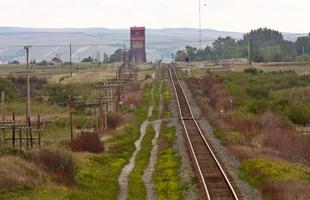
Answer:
[
  {"left": 24, "top": 46, "right": 31, "bottom": 120},
  {"left": 302, "top": 45, "right": 305, "bottom": 63},
  {"left": 98, "top": 51, "right": 101, "bottom": 67},
  {"left": 199, "top": 0, "right": 202, "bottom": 48},
  {"left": 68, "top": 96, "right": 73, "bottom": 143},
  {"left": 247, "top": 35, "right": 251, "bottom": 66},
  {"left": 236, "top": 42, "right": 239, "bottom": 59},
  {"left": 1, "top": 91, "right": 5, "bottom": 145},
  {"left": 69, "top": 43, "right": 72, "bottom": 77}
]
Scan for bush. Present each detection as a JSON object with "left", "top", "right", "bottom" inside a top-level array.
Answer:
[
  {"left": 124, "top": 92, "right": 140, "bottom": 107},
  {"left": 71, "top": 132, "right": 104, "bottom": 153},
  {"left": 288, "top": 104, "right": 310, "bottom": 126},
  {"left": 32, "top": 148, "right": 77, "bottom": 183},
  {"left": 244, "top": 68, "right": 262, "bottom": 75},
  {"left": 107, "top": 112, "right": 123, "bottom": 129}
]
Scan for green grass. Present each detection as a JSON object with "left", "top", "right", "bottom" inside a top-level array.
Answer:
[
  {"left": 213, "top": 70, "right": 310, "bottom": 125},
  {"left": 128, "top": 125, "right": 155, "bottom": 200},
  {"left": 0, "top": 81, "right": 154, "bottom": 200},
  {"left": 239, "top": 158, "right": 310, "bottom": 188},
  {"left": 153, "top": 125, "right": 185, "bottom": 200}
]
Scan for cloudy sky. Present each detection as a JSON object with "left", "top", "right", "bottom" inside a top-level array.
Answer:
[{"left": 0, "top": 0, "right": 309, "bottom": 32}]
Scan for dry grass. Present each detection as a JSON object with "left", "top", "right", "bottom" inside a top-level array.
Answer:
[
  {"left": 0, "top": 156, "right": 47, "bottom": 189},
  {"left": 261, "top": 180, "right": 310, "bottom": 200}
]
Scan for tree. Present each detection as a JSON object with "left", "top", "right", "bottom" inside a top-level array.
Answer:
[
  {"left": 81, "top": 56, "right": 93, "bottom": 63},
  {"left": 109, "top": 49, "right": 123, "bottom": 63},
  {"left": 175, "top": 50, "right": 187, "bottom": 62},
  {"left": 295, "top": 34, "right": 310, "bottom": 55}
]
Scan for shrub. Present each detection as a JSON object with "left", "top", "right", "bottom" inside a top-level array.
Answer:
[
  {"left": 32, "top": 148, "right": 77, "bottom": 183},
  {"left": 239, "top": 159, "right": 310, "bottom": 188},
  {"left": 71, "top": 132, "right": 104, "bottom": 153},
  {"left": 145, "top": 74, "right": 152, "bottom": 80},
  {"left": 288, "top": 104, "right": 310, "bottom": 126},
  {"left": 124, "top": 92, "right": 140, "bottom": 107},
  {"left": 107, "top": 112, "right": 123, "bottom": 129},
  {"left": 244, "top": 68, "right": 262, "bottom": 75}
]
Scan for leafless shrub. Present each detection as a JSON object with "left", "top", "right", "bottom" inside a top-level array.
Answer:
[
  {"left": 71, "top": 132, "right": 104, "bottom": 153},
  {"left": 107, "top": 112, "right": 124, "bottom": 129},
  {"left": 124, "top": 92, "right": 140, "bottom": 107},
  {"left": 32, "top": 148, "right": 77, "bottom": 183},
  {"left": 128, "top": 81, "right": 141, "bottom": 93}
]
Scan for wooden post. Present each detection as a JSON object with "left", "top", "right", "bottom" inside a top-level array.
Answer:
[
  {"left": 19, "top": 128, "right": 22, "bottom": 150},
  {"left": 26, "top": 119, "right": 29, "bottom": 149},
  {"left": 105, "top": 102, "right": 108, "bottom": 129},
  {"left": 28, "top": 116, "right": 33, "bottom": 148},
  {"left": 12, "top": 113, "right": 15, "bottom": 147},
  {"left": 68, "top": 96, "right": 73, "bottom": 143},
  {"left": 38, "top": 114, "right": 41, "bottom": 147},
  {"left": 1, "top": 91, "right": 5, "bottom": 145},
  {"left": 99, "top": 102, "right": 104, "bottom": 135}
]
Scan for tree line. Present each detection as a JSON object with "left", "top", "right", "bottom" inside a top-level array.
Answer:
[{"left": 175, "top": 28, "right": 310, "bottom": 63}]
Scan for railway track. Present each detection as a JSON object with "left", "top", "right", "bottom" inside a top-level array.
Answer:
[{"left": 169, "top": 66, "right": 239, "bottom": 200}]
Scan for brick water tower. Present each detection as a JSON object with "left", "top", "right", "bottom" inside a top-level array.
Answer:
[{"left": 130, "top": 27, "right": 146, "bottom": 64}]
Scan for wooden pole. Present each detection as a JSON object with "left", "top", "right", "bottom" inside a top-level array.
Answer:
[
  {"left": 12, "top": 113, "right": 15, "bottom": 147},
  {"left": 105, "top": 102, "right": 108, "bottom": 129},
  {"left": 1, "top": 91, "right": 5, "bottom": 145},
  {"left": 68, "top": 96, "right": 73, "bottom": 143},
  {"left": 24, "top": 46, "right": 31, "bottom": 120},
  {"left": 38, "top": 114, "right": 41, "bottom": 148},
  {"left": 99, "top": 102, "right": 104, "bottom": 135},
  {"left": 70, "top": 43, "right": 72, "bottom": 77},
  {"left": 28, "top": 116, "right": 33, "bottom": 148},
  {"left": 19, "top": 128, "right": 22, "bottom": 150}
]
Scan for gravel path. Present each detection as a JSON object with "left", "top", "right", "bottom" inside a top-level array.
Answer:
[
  {"left": 118, "top": 106, "right": 153, "bottom": 200},
  {"left": 180, "top": 80, "right": 261, "bottom": 200}
]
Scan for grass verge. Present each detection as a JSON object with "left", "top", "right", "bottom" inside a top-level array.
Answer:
[
  {"left": 127, "top": 125, "right": 155, "bottom": 199},
  {"left": 153, "top": 124, "right": 184, "bottom": 200}
]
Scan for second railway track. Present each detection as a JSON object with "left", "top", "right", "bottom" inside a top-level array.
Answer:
[{"left": 169, "top": 66, "right": 239, "bottom": 200}]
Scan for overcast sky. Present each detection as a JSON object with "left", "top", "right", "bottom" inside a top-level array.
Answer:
[{"left": 0, "top": 0, "right": 309, "bottom": 33}]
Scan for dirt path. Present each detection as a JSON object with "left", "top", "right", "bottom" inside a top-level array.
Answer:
[
  {"left": 142, "top": 120, "right": 162, "bottom": 200},
  {"left": 118, "top": 106, "right": 153, "bottom": 200},
  {"left": 142, "top": 81, "right": 164, "bottom": 200}
]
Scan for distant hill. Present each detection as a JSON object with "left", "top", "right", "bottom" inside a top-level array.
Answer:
[{"left": 0, "top": 27, "right": 307, "bottom": 63}]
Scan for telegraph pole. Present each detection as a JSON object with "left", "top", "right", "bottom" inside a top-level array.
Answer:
[
  {"left": 69, "top": 43, "right": 72, "bottom": 77},
  {"left": 302, "top": 45, "right": 305, "bottom": 62},
  {"left": 1, "top": 91, "right": 5, "bottom": 145},
  {"left": 199, "top": 0, "right": 202, "bottom": 48},
  {"left": 24, "top": 46, "right": 31, "bottom": 120},
  {"left": 247, "top": 35, "right": 251, "bottom": 66}
]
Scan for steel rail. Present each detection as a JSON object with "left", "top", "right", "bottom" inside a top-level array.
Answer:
[{"left": 169, "top": 66, "right": 239, "bottom": 200}]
